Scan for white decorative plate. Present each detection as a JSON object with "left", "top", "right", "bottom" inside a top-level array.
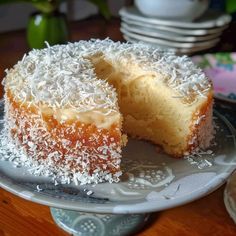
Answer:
[
  {"left": 121, "top": 17, "right": 229, "bottom": 36},
  {"left": 121, "top": 28, "right": 220, "bottom": 49},
  {"left": 123, "top": 35, "right": 218, "bottom": 55},
  {"left": 121, "top": 22, "right": 222, "bottom": 43},
  {"left": 0, "top": 100, "right": 236, "bottom": 214},
  {"left": 119, "top": 7, "right": 232, "bottom": 29}
]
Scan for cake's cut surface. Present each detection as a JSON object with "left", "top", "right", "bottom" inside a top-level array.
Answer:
[{"left": 3, "top": 39, "right": 214, "bottom": 184}]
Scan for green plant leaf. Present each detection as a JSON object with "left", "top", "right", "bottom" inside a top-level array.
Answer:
[
  {"left": 32, "top": 0, "right": 61, "bottom": 14},
  {"left": 89, "top": 0, "right": 111, "bottom": 20}
]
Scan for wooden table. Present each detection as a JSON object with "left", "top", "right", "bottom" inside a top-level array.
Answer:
[{"left": 0, "top": 16, "right": 236, "bottom": 236}]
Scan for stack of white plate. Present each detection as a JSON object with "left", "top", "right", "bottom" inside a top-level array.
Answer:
[{"left": 119, "top": 6, "right": 232, "bottom": 55}]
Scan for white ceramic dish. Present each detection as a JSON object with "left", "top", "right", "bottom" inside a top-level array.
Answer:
[
  {"left": 121, "top": 22, "right": 222, "bottom": 43},
  {"left": 121, "top": 17, "right": 229, "bottom": 36},
  {"left": 134, "top": 0, "right": 209, "bottom": 21},
  {"left": 119, "top": 7, "right": 231, "bottom": 29},
  {"left": 0, "top": 96, "right": 236, "bottom": 214},
  {"left": 121, "top": 28, "right": 220, "bottom": 49},
  {"left": 123, "top": 35, "right": 218, "bottom": 55}
]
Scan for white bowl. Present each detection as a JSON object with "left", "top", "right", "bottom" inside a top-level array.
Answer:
[{"left": 134, "top": 0, "right": 210, "bottom": 21}]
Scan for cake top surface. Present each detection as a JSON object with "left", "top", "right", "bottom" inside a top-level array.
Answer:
[{"left": 4, "top": 39, "right": 212, "bottom": 111}]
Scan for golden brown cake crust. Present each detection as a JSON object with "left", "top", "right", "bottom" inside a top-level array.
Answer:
[
  {"left": 186, "top": 92, "right": 214, "bottom": 156},
  {"left": 5, "top": 90, "right": 123, "bottom": 184}
]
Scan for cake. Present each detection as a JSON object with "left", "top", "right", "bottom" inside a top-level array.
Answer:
[{"left": 3, "top": 39, "right": 214, "bottom": 185}]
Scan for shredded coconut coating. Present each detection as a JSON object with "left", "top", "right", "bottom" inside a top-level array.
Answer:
[
  {"left": 4, "top": 39, "right": 211, "bottom": 110},
  {"left": 3, "top": 92, "right": 122, "bottom": 185}
]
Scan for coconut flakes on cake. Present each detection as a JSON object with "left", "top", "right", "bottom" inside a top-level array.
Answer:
[
  {"left": 0, "top": 123, "right": 122, "bottom": 185},
  {"left": 1, "top": 96, "right": 122, "bottom": 185},
  {"left": 4, "top": 39, "right": 211, "bottom": 111}
]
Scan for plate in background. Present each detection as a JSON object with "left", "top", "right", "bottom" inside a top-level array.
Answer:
[
  {"left": 121, "top": 28, "right": 220, "bottom": 49},
  {"left": 122, "top": 17, "right": 229, "bottom": 36},
  {"left": 121, "top": 22, "right": 222, "bottom": 43},
  {"left": 123, "top": 35, "right": 219, "bottom": 55},
  {"left": 192, "top": 53, "right": 236, "bottom": 104},
  {"left": 119, "top": 7, "right": 232, "bottom": 29}
]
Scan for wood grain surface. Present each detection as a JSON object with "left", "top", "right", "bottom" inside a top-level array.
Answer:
[{"left": 0, "top": 16, "right": 236, "bottom": 236}]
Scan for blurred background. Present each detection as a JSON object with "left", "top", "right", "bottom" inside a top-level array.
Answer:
[
  {"left": 0, "top": 0, "right": 236, "bottom": 70},
  {"left": 0, "top": 0, "right": 126, "bottom": 32},
  {"left": 0, "top": 1, "right": 235, "bottom": 47}
]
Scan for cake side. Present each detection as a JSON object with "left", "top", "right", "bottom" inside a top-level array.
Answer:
[
  {"left": 4, "top": 89, "right": 123, "bottom": 184},
  {"left": 187, "top": 92, "right": 214, "bottom": 153},
  {"left": 91, "top": 52, "right": 213, "bottom": 157},
  {"left": 3, "top": 45, "right": 124, "bottom": 184},
  {"left": 119, "top": 76, "right": 212, "bottom": 157}
]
